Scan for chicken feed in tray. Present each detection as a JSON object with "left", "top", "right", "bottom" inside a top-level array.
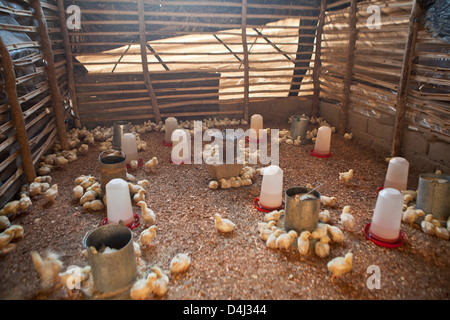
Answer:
[{"left": 0, "top": 116, "right": 449, "bottom": 301}]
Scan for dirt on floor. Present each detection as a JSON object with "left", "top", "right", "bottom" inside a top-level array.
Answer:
[{"left": 0, "top": 120, "right": 448, "bottom": 300}]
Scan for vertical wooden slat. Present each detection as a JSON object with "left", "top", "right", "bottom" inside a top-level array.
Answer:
[
  {"left": 311, "top": 0, "right": 327, "bottom": 117},
  {"left": 137, "top": 0, "right": 161, "bottom": 124},
  {"left": 241, "top": 0, "right": 249, "bottom": 122},
  {"left": 0, "top": 37, "right": 37, "bottom": 183},
  {"left": 391, "top": 0, "right": 422, "bottom": 157},
  {"left": 56, "top": 0, "right": 81, "bottom": 128},
  {"left": 30, "top": 0, "right": 69, "bottom": 150},
  {"left": 338, "top": 0, "right": 357, "bottom": 134}
]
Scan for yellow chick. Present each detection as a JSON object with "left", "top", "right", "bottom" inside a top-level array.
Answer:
[
  {"left": 139, "top": 225, "right": 157, "bottom": 247},
  {"left": 31, "top": 251, "right": 63, "bottom": 289},
  {"left": 130, "top": 272, "right": 157, "bottom": 300},
  {"left": 435, "top": 226, "right": 449, "bottom": 240},
  {"left": 208, "top": 181, "right": 219, "bottom": 190},
  {"left": 297, "top": 231, "right": 311, "bottom": 257},
  {"left": 83, "top": 200, "right": 105, "bottom": 212},
  {"left": 276, "top": 230, "right": 298, "bottom": 251},
  {"left": 402, "top": 206, "right": 425, "bottom": 227},
  {"left": 339, "top": 169, "right": 354, "bottom": 185},
  {"left": 38, "top": 165, "right": 52, "bottom": 176},
  {"left": 73, "top": 185, "right": 84, "bottom": 201},
  {"left": 137, "top": 201, "right": 156, "bottom": 226},
  {"left": 137, "top": 180, "right": 149, "bottom": 188},
  {"left": 258, "top": 221, "right": 277, "bottom": 241},
  {"left": 344, "top": 133, "right": 353, "bottom": 140},
  {"left": 266, "top": 228, "right": 283, "bottom": 249},
  {"left": 311, "top": 223, "right": 328, "bottom": 240},
  {"left": 28, "top": 182, "right": 43, "bottom": 197},
  {"left": 320, "top": 195, "right": 336, "bottom": 207},
  {"left": 55, "top": 156, "right": 68, "bottom": 166},
  {"left": 264, "top": 210, "right": 281, "bottom": 222},
  {"left": 340, "top": 206, "right": 355, "bottom": 231},
  {"left": 43, "top": 184, "right": 58, "bottom": 204},
  {"left": 152, "top": 266, "right": 169, "bottom": 297},
  {"left": 128, "top": 183, "right": 144, "bottom": 195},
  {"left": 214, "top": 214, "right": 236, "bottom": 233},
  {"left": 129, "top": 160, "right": 139, "bottom": 170},
  {"left": 327, "top": 225, "right": 344, "bottom": 243},
  {"left": 170, "top": 253, "right": 191, "bottom": 274},
  {"left": 0, "top": 216, "right": 10, "bottom": 231},
  {"left": 78, "top": 144, "right": 89, "bottom": 156},
  {"left": 80, "top": 176, "right": 96, "bottom": 190},
  {"left": 327, "top": 251, "right": 353, "bottom": 283},
  {"left": 144, "top": 157, "right": 158, "bottom": 173},
  {"left": 58, "top": 265, "right": 91, "bottom": 296},
  {"left": 0, "top": 200, "right": 20, "bottom": 217},
  {"left": 0, "top": 232, "right": 13, "bottom": 250},
  {"left": 87, "top": 182, "right": 103, "bottom": 195},
  {"left": 421, "top": 214, "right": 436, "bottom": 236},
  {"left": 19, "top": 194, "right": 32, "bottom": 211},
  {"left": 133, "top": 189, "right": 146, "bottom": 204},
  {"left": 319, "top": 210, "right": 331, "bottom": 223},
  {"left": 315, "top": 236, "right": 331, "bottom": 258},
  {"left": 4, "top": 225, "right": 24, "bottom": 240},
  {"left": 219, "top": 178, "right": 232, "bottom": 189},
  {"left": 80, "top": 190, "right": 97, "bottom": 205}
]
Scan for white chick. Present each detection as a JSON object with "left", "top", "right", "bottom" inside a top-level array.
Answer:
[
  {"left": 402, "top": 206, "right": 425, "bottom": 227},
  {"left": 170, "top": 253, "right": 191, "bottom": 274},
  {"left": 266, "top": 228, "right": 283, "bottom": 249},
  {"left": 73, "top": 185, "right": 84, "bottom": 201},
  {"left": 276, "top": 230, "right": 298, "bottom": 251},
  {"left": 208, "top": 181, "right": 219, "bottom": 190},
  {"left": 129, "top": 160, "right": 139, "bottom": 170},
  {"left": 144, "top": 157, "right": 158, "bottom": 173},
  {"left": 297, "top": 231, "right": 311, "bottom": 257},
  {"left": 139, "top": 225, "right": 157, "bottom": 247},
  {"left": 31, "top": 251, "right": 63, "bottom": 289},
  {"left": 319, "top": 210, "right": 331, "bottom": 223},
  {"left": 214, "top": 214, "right": 235, "bottom": 233},
  {"left": 339, "top": 169, "right": 354, "bottom": 185},
  {"left": 327, "top": 225, "right": 344, "bottom": 243},
  {"left": 421, "top": 214, "right": 436, "bottom": 236},
  {"left": 137, "top": 201, "right": 156, "bottom": 226},
  {"left": 320, "top": 195, "right": 336, "bottom": 207},
  {"left": 44, "top": 184, "right": 58, "bottom": 204},
  {"left": 327, "top": 251, "right": 353, "bottom": 283},
  {"left": 152, "top": 266, "right": 169, "bottom": 297},
  {"left": 311, "top": 223, "right": 328, "bottom": 240},
  {"left": 264, "top": 210, "right": 281, "bottom": 222},
  {"left": 340, "top": 206, "right": 355, "bottom": 231},
  {"left": 130, "top": 272, "right": 157, "bottom": 300},
  {"left": 133, "top": 189, "right": 146, "bottom": 204},
  {"left": 58, "top": 265, "right": 91, "bottom": 296},
  {"left": 315, "top": 236, "right": 331, "bottom": 258}
]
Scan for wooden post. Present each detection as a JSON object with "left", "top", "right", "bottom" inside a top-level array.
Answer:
[
  {"left": 311, "top": 0, "right": 327, "bottom": 118},
  {"left": 0, "top": 37, "right": 37, "bottom": 183},
  {"left": 241, "top": 0, "right": 249, "bottom": 122},
  {"left": 338, "top": 0, "right": 357, "bottom": 134},
  {"left": 391, "top": 0, "right": 422, "bottom": 157},
  {"left": 30, "top": 0, "right": 69, "bottom": 150},
  {"left": 56, "top": 0, "right": 81, "bottom": 128},
  {"left": 137, "top": 0, "right": 161, "bottom": 124}
]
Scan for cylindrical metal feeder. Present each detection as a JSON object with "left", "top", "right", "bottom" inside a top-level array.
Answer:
[
  {"left": 83, "top": 224, "right": 137, "bottom": 294},
  {"left": 290, "top": 115, "right": 309, "bottom": 141},
  {"left": 284, "top": 187, "right": 321, "bottom": 234},
  {"left": 112, "top": 121, "right": 131, "bottom": 149},
  {"left": 416, "top": 173, "right": 450, "bottom": 221},
  {"left": 98, "top": 150, "right": 127, "bottom": 191}
]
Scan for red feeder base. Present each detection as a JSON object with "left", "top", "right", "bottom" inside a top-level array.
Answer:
[
  {"left": 126, "top": 158, "right": 144, "bottom": 169},
  {"left": 377, "top": 186, "right": 384, "bottom": 194},
  {"left": 253, "top": 197, "right": 284, "bottom": 213},
  {"left": 162, "top": 140, "right": 173, "bottom": 147},
  {"left": 101, "top": 213, "right": 140, "bottom": 230},
  {"left": 364, "top": 223, "right": 405, "bottom": 248},
  {"left": 310, "top": 149, "right": 333, "bottom": 158}
]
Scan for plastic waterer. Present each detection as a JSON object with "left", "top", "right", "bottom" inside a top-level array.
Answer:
[
  {"left": 384, "top": 157, "right": 409, "bottom": 191},
  {"left": 259, "top": 165, "right": 283, "bottom": 209},
  {"left": 105, "top": 178, "right": 134, "bottom": 226}
]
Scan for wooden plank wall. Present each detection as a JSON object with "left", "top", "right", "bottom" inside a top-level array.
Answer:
[
  {"left": 319, "top": 0, "right": 450, "bottom": 143},
  {"left": 0, "top": 0, "right": 71, "bottom": 207},
  {"left": 67, "top": 0, "right": 321, "bottom": 126}
]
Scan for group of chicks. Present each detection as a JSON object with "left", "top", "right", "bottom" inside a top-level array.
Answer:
[
  {"left": 400, "top": 190, "right": 449, "bottom": 240},
  {"left": 208, "top": 166, "right": 256, "bottom": 190},
  {"left": 256, "top": 207, "right": 352, "bottom": 282}
]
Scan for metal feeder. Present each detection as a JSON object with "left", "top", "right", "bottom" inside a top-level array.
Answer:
[
  {"left": 416, "top": 173, "right": 450, "bottom": 221},
  {"left": 98, "top": 150, "right": 127, "bottom": 191},
  {"left": 83, "top": 224, "right": 137, "bottom": 295},
  {"left": 284, "top": 187, "right": 321, "bottom": 234},
  {"left": 112, "top": 121, "right": 131, "bottom": 149},
  {"left": 290, "top": 115, "right": 309, "bottom": 143}
]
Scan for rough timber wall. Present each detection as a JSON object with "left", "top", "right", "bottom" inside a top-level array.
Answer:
[
  {"left": 0, "top": 0, "right": 71, "bottom": 207},
  {"left": 318, "top": 0, "right": 450, "bottom": 171}
]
